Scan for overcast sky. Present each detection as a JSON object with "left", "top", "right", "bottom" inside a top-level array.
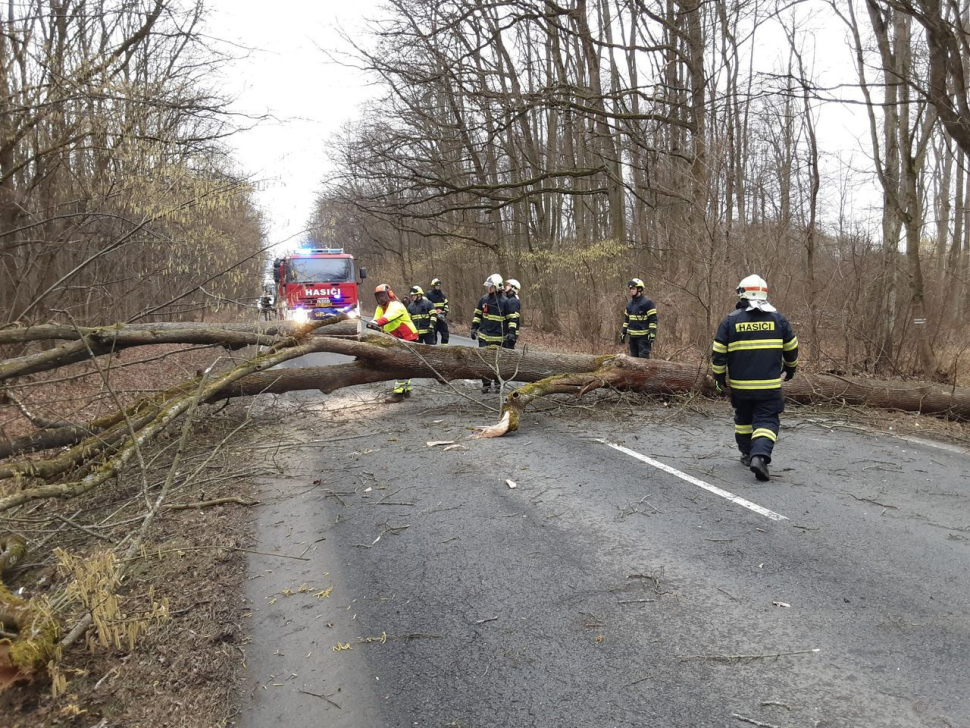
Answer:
[
  {"left": 207, "top": 1, "right": 382, "bottom": 250},
  {"left": 205, "top": 2, "right": 874, "bottom": 252}
]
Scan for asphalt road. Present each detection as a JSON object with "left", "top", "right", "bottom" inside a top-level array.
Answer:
[{"left": 239, "top": 340, "right": 970, "bottom": 728}]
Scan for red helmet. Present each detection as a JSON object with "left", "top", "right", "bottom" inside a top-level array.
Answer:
[{"left": 374, "top": 283, "right": 395, "bottom": 299}]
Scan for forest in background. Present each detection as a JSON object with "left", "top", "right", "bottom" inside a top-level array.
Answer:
[
  {"left": 310, "top": 0, "right": 970, "bottom": 381},
  {"left": 0, "top": 0, "right": 264, "bottom": 329}
]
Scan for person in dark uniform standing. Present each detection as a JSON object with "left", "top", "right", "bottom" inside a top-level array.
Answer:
[
  {"left": 502, "top": 278, "right": 521, "bottom": 349},
  {"left": 407, "top": 285, "right": 438, "bottom": 345},
  {"left": 619, "top": 278, "right": 657, "bottom": 358},
  {"left": 427, "top": 277, "right": 450, "bottom": 344},
  {"left": 470, "top": 273, "right": 506, "bottom": 393},
  {"left": 711, "top": 274, "right": 798, "bottom": 482}
]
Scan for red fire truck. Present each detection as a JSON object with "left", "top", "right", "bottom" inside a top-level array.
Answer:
[{"left": 271, "top": 248, "right": 366, "bottom": 322}]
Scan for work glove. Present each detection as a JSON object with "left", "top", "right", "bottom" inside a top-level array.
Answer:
[
  {"left": 647, "top": 331, "right": 656, "bottom": 342},
  {"left": 504, "top": 333, "right": 517, "bottom": 346},
  {"left": 619, "top": 331, "right": 627, "bottom": 344},
  {"left": 470, "top": 330, "right": 478, "bottom": 340},
  {"left": 713, "top": 374, "right": 727, "bottom": 396},
  {"left": 783, "top": 367, "right": 796, "bottom": 382}
]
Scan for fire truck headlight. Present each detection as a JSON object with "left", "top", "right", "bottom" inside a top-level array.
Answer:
[{"left": 291, "top": 308, "right": 309, "bottom": 324}]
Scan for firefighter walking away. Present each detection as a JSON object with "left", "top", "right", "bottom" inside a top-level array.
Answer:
[
  {"left": 470, "top": 273, "right": 507, "bottom": 393},
  {"left": 620, "top": 278, "right": 657, "bottom": 358},
  {"left": 427, "top": 278, "right": 450, "bottom": 344},
  {"left": 408, "top": 285, "right": 438, "bottom": 345},
  {"left": 711, "top": 275, "right": 798, "bottom": 481},
  {"left": 367, "top": 284, "right": 419, "bottom": 403}
]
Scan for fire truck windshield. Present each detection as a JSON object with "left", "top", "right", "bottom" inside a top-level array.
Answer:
[{"left": 285, "top": 257, "right": 354, "bottom": 284}]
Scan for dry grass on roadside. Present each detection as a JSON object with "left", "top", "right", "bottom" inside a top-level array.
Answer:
[
  {"left": 0, "top": 344, "right": 290, "bottom": 728},
  {"left": 0, "top": 344, "right": 241, "bottom": 443}
]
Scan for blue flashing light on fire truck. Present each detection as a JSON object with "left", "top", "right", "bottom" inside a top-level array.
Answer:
[{"left": 272, "top": 247, "right": 367, "bottom": 322}]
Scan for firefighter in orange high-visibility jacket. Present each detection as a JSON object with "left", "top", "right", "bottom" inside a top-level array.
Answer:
[
  {"left": 711, "top": 275, "right": 798, "bottom": 482},
  {"left": 367, "top": 283, "right": 419, "bottom": 402}
]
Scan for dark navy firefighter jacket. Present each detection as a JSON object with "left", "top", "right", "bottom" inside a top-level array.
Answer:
[
  {"left": 471, "top": 292, "right": 507, "bottom": 344},
  {"left": 407, "top": 297, "right": 438, "bottom": 336},
  {"left": 711, "top": 303, "right": 798, "bottom": 400},
  {"left": 623, "top": 295, "right": 658, "bottom": 339}
]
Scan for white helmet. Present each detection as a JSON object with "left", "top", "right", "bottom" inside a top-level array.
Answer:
[
  {"left": 484, "top": 273, "right": 503, "bottom": 289},
  {"left": 505, "top": 278, "right": 521, "bottom": 293},
  {"left": 737, "top": 274, "right": 768, "bottom": 301}
]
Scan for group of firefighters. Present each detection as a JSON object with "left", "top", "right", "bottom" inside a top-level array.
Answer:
[{"left": 366, "top": 272, "right": 797, "bottom": 482}]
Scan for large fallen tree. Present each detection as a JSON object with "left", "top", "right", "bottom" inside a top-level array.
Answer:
[
  {"left": 6, "top": 318, "right": 970, "bottom": 453},
  {"left": 3, "top": 316, "right": 970, "bottom": 677}
]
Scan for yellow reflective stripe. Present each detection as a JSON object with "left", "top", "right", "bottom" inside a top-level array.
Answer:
[
  {"left": 506, "top": 312, "right": 520, "bottom": 318},
  {"left": 712, "top": 341, "right": 728, "bottom": 353},
  {"left": 648, "top": 323, "right": 657, "bottom": 329},
  {"left": 786, "top": 359, "right": 798, "bottom": 367},
  {"left": 629, "top": 331, "right": 649, "bottom": 337},
  {"left": 628, "top": 314, "right": 652, "bottom": 321},
  {"left": 484, "top": 314, "right": 504, "bottom": 322},
  {"left": 478, "top": 334, "right": 503, "bottom": 343},
  {"left": 646, "top": 308, "right": 657, "bottom": 316},
  {"left": 735, "top": 424, "right": 753, "bottom": 434},
  {"left": 728, "top": 378, "right": 782, "bottom": 389},
  {"left": 727, "top": 339, "right": 783, "bottom": 352},
  {"left": 711, "top": 364, "right": 727, "bottom": 374},
  {"left": 783, "top": 337, "right": 798, "bottom": 351},
  {"left": 752, "top": 428, "right": 777, "bottom": 442}
]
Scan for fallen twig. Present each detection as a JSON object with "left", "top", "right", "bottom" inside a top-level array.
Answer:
[
  {"left": 298, "top": 688, "right": 342, "bottom": 710},
  {"left": 353, "top": 522, "right": 410, "bottom": 549},
  {"left": 622, "top": 674, "right": 655, "bottom": 688},
  {"left": 731, "top": 714, "right": 782, "bottom": 728},
  {"left": 165, "top": 497, "right": 259, "bottom": 510},
  {"left": 54, "top": 514, "right": 116, "bottom": 544},
  {"left": 679, "top": 648, "right": 820, "bottom": 663}
]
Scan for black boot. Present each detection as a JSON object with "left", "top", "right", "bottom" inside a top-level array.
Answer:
[
  {"left": 740, "top": 453, "right": 751, "bottom": 467},
  {"left": 750, "top": 455, "right": 770, "bottom": 482}
]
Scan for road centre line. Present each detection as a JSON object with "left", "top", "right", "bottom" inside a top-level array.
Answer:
[{"left": 596, "top": 440, "right": 788, "bottom": 522}]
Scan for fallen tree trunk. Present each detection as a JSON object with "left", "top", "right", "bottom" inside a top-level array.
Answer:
[
  {"left": 219, "top": 337, "right": 970, "bottom": 423},
  {"left": 0, "top": 319, "right": 359, "bottom": 382},
  {"left": 0, "top": 320, "right": 359, "bottom": 346},
  {"left": 7, "top": 330, "right": 970, "bottom": 498}
]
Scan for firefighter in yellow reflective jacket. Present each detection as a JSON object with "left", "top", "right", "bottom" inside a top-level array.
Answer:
[
  {"left": 711, "top": 275, "right": 798, "bottom": 481},
  {"left": 408, "top": 285, "right": 438, "bottom": 345},
  {"left": 367, "top": 284, "right": 419, "bottom": 402}
]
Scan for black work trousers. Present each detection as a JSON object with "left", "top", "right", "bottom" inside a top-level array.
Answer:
[
  {"left": 479, "top": 338, "right": 500, "bottom": 389},
  {"left": 434, "top": 315, "right": 450, "bottom": 344},
  {"left": 628, "top": 336, "right": 652, "bottom": 358},
  {"left": 731, "top": 393, "right": 784, "bottom": 462},
  {"left": 417, "top": 331, "right": 436, "bottom": 345}
]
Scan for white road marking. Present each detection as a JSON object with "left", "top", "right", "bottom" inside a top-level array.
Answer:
[{"left": 597, "top": 440, "right": 788, "bottom": 522}]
